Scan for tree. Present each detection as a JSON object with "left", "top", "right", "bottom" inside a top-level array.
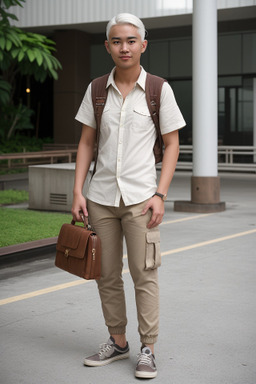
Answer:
[{"left": 0, "top": 0, "right": 62, "bottom": 139}]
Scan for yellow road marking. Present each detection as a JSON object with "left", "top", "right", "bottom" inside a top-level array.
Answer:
[
  {"left": 0, "top": 279, "right": 89, "bottom": 306},
  {"left": 161, "top": 228, "right": 256, "bottom": 256},
  {"left": 160, "top": 213, "right": 213, "bottom": 225},
  {"left": 0, "top": 228, "right": 255, "bottom": 306}
]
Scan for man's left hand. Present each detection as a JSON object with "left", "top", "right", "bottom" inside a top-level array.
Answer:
[{"left": 141, "top": 196, "right": 165, "bottom": 229}]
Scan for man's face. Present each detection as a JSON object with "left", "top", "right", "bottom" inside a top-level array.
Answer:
[{"left": 105, "top": 24, "right": 147, "bottom": 70}]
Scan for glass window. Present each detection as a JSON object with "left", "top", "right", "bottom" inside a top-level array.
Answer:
[
  {"left": 218, "top": 77, "right": 253, "bottom": 145},
  {"left": 218, "top": 87, "right": 225, "bottom": 143},
  {"left": 238, "top": 79, "right": 253, "bottom": 132},
  {"left": 170, "top": 80, "right": 192, "bottom": 144},
  {"left": 243, "top": 33, "right": 256, "bottom": 74},
  {"left": 218, "top": 34, "right": 242, "bottom": 75},
  {"left": 170, "top": 39, "right": 192, "bottom": 78},
  {"left": 149, "top": 41, "right": 169, "bottom": 77},
  {"left": 91, "top": 45, "right": 113, "bottom": 78}
]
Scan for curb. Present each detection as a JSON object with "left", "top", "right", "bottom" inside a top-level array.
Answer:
[
  {"left": 0, "top": 237, "right": 57, "bottom": 266},
  {"left": 0, "top": 172, "right": 29, "bottom": 191}
]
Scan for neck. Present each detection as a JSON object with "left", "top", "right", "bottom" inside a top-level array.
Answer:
[{"left": 114, "top": 65, "right": 141, "bottom": 85}]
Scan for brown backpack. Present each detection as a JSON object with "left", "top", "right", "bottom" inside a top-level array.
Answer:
[{"left": 91, "top": 72, "right": 166, "bottom": 172}]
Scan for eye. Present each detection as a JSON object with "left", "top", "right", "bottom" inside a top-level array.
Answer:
[{"left": 128, "top": 40, "right": 136, "bottom": 44}]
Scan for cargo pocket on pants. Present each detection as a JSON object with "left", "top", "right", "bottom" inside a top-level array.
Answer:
[{"left": 145, "top": 231, "right": 161, "bottom": 270}]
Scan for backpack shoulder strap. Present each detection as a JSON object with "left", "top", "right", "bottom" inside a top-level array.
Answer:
[
  {"left": 91, "top": 73, "right": 109, "bottom": 174},
  {"left": 91, "top": 73, "right": 109, "bottom": 138},
  {"left": 145, "top": 73, "right": 166, "bottom": 164}
]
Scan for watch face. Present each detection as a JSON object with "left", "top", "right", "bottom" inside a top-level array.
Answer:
[{"left": 155, "top": 192, "right": 167, "bottom": 201}]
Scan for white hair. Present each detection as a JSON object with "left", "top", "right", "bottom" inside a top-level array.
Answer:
[{"left": 106, "top": 13, "right": 146, "bottom": 41}]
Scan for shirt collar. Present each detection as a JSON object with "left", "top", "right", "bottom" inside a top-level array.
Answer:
[
  {"left": 107, "top": 68, "right": 116, "bottom": 88},
  {"left": 136, "top": 66, "right": 147, "bottom": 91},
  {"left": 106, "top": 66, "right": 147, "bottom": 92}
]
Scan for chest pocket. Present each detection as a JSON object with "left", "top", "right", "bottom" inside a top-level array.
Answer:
[{"left": 133, "top": 107, "right": 152, "bottom": 131}]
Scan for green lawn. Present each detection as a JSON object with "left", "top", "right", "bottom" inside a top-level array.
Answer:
[
  {"left": 0, "top": 189, "right": 29, "bottom": 205},
  {"left": 0, "top": 208, "right": 72, "bottom": 247}
]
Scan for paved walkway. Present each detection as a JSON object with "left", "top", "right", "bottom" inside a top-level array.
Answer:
[{"left": 0, "top": 172, "right": 256, "bottom": 384}]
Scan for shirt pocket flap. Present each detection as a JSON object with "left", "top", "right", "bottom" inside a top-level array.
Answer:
[{"left": 133, "top": 107, "right": 151, "bottom": 117}]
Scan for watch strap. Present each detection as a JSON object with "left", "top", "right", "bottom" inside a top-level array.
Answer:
[{"left": 152, "top": 192, "right": 167, "bottom": 201}]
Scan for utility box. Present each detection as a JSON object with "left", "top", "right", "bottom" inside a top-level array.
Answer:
[{"left": 29, "top": 163, "right": 92, "bottom": 212}]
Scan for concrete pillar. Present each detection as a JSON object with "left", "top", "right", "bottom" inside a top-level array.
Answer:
[
  {"left": 254, "top": 78, "right": 256, "bottom": 163},
  {"left": 53, "top": 30, "right": 91, "bottom": 145},
  {"left": 174, "top": 0, "right": 225, "bottom": 213}
]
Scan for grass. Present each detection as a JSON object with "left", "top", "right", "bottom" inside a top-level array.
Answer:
[
  {"left": 0, "top": 189, "right": 29, "bottom": 205},
  {"left": 0, "top": 208, "right": 72, "bottom": 247}
]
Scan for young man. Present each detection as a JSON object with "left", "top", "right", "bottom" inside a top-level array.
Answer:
[{"left": 72, "top": 13, "right": 185, "bottom": 379}]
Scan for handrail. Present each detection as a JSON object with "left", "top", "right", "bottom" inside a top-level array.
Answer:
[
  {"left": 176, "top": 145, "right": 256, "bottom": 173},
  {"left": 0, "top": 149, "right": 77, "bottom": 169},
  {"left": 0, "top": 146, "right": 255, "bottom": 172}
]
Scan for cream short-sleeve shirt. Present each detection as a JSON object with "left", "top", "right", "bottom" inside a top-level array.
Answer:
[{"left": 75, "top": 67, "right": 186, "bottom": 207}]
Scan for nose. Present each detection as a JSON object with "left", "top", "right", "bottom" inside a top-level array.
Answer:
[{"left": 120, "top": 43, "right": 129, "bottom": 52}]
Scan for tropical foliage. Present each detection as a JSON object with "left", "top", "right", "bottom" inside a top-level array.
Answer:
[{"left": 0, "top": 0, "right": 62, "bottom": 139}]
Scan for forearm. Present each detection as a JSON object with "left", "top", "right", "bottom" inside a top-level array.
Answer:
[
  {"left": 143, "top": 131, "right": 179, "bottom": 229},
  {"left": 73, "top": 125, "right": 96, "bottom": 196},
  {"left": 73, "top": 141, "right": 94, "bottom": 195},
  {"left": 72, "top": 125, "right": 96, "bottom": 221},
  {"left": 157, "top": 131, "right": 179, "bottom": 194}
]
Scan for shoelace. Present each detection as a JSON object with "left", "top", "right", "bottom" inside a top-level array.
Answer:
[
  {"left": 98, "top": 343, "right": 113, "bottom": 357},
  {"left": 137, "top": 352, "right": 153, "bottom": 366}
]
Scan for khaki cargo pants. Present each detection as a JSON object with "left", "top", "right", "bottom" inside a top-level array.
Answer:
[{"left": 87, "top": 198, "right": 161, "bottom": 345}]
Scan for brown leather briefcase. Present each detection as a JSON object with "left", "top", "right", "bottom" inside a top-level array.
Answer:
[{"left": 55, "top": 219, "right": 101, "bottom": 280}]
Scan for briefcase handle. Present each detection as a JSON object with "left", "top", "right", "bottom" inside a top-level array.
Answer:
[{"left": 71, "top": 211, "right": 92, "bottom": 230}]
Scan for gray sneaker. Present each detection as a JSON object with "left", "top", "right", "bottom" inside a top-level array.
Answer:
[
  {"left": 135, "top": 346, "right": 157, "bottom": 379},
  {"left": 84, "top": 336, "right": 129, "bottom": 367}
]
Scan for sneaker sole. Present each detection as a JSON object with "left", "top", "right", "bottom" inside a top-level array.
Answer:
[
  {"left": 84, "top": 351, "right": 130, "bottom": 367},
  {"left": 135, "top": 369, "right": 157, "bottom": 379}
]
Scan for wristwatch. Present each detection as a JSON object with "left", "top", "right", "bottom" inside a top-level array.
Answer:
[{"left": 152, "top": 192, "right": 167, "bottom": 201}]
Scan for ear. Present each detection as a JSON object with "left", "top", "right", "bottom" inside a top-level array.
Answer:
[
  {"left": 141, "top": 40, "right": 148, "bottom": 53},
  {"left": 105, "top": 40, "right": 111, "bottom": 54}
]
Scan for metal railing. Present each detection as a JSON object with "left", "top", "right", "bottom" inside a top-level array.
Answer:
[
  {"left": 0, "top": 149, "right": 77, "bottom": 169},
  {"left": 175, "top": 145, "right": 256, "bottom": 173},
  {"left": 1, "top": 145, "right": 255, "bottom": 173}
]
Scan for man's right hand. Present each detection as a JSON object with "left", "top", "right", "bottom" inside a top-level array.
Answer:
[{"left": 71, "top": 192, "right": 88, "bottom": 222}]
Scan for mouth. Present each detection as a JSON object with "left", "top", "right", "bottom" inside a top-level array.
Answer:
[{"left": 119, "top": 56, "right": 131, "bottom": 60}]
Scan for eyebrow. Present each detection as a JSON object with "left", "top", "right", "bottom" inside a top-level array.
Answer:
[{"left": 111, "top": 36, "right": 138, "bottom": 40}]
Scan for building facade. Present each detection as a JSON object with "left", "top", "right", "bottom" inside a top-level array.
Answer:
[{"left": 10, "top": 0, "right": 256, "bottom": 150}]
